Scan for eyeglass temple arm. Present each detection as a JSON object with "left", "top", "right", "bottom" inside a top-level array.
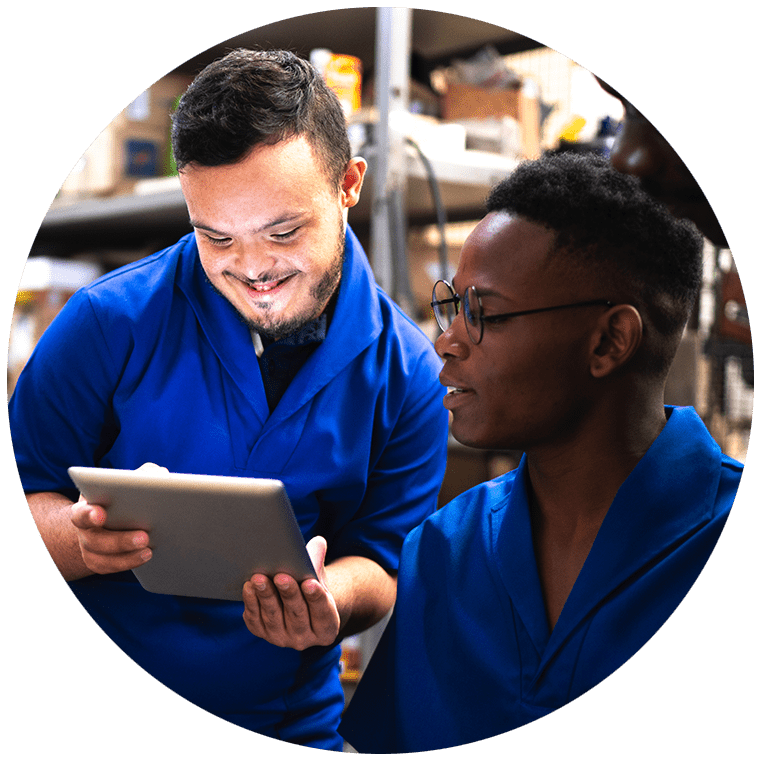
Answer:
[{"left": 430, "top": 296, "right": 459, "bottom": 308}]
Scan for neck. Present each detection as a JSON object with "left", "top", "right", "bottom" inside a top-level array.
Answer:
[
  {"left": 526, "top": 393, "right": 667, "bottom": 531},
  {"left": 525, "top": 391, "right": 667, "bottom": 631}
]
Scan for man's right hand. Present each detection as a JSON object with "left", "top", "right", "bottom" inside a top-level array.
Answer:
[
  {"left": 69, "top": 462, "right": 166, "bottom": 575},
  {"left": 70, "top": 499, "right": 152, "bottom": 575}
]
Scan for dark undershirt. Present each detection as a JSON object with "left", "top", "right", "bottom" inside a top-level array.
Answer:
[{"left": 255, "top": 297, "right": 336, "bottom": 412}]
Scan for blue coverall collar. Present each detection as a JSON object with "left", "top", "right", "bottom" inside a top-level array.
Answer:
[{"left": 492, "top": 406, "right": 725, "bottom": 656}]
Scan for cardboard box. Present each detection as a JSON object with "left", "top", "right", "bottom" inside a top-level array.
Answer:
[
  {"left": 439, "top": 82, "right": 541, "bottom": 159},
  {"left": 60, "top": 120, "right": 169, "bottom": 197},
  {"left": 114, "top": 73, "right": 193, "bottom": 131},
  {"left": 59, "top": 73, "right": 192, "bottom": 198},
  {"left": 451, "top": 116, "right": 522, "bottom": 158},
  {"left": 407, "top": 222, "right": 476, "bottom": 316}
]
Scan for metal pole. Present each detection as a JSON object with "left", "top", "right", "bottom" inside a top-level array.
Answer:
[{"left": 371, "top": 6, "right": 411, "bottom": 296}]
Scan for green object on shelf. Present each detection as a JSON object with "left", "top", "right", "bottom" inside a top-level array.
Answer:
[{"left": 165, "top": 94, "right": 182, "bottom": 176}]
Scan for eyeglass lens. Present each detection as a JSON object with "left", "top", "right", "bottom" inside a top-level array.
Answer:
[
  {"left": 464, "top": 287, "right": 483, "bottom": 344},
  {"left": 432, "top": 280, "right": 458, "bottom": 330},
  {"left": 432, "top": 280, "right": 485, "bottom": 344}
]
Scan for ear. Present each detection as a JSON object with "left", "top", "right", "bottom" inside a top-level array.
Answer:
[
  {"left": 340, "top": 157, "right": 367, "bottom": 210},
  {"left": 589, "top": 304, "right": 643, "bottom": 378}
]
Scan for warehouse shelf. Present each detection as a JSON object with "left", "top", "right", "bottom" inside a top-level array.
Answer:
[
  {"left": 37, "top": 143, "right": 518, "bottom": 247},
  {"left": 170, "top": 8, "right": 538, "bottom": 79},
  {"left": 33, "top": 9, "right": 540, "bottom": 256}
]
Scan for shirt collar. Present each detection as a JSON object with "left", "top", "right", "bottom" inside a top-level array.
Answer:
[{"left": 491, "top": 405, "right": 727, "bottom": 653}]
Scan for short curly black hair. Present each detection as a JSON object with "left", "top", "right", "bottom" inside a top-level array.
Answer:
[
  {"left": 486, "top": 152, "right": 704, "bottom": 339},
  {"left": 171, "top": 48, "right": 352, "bottom": 189}
]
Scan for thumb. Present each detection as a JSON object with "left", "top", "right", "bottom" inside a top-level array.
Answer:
[
  {"left": 136, "top": 462, "right": 170, "bottom": 474},
  {"left": 71, "top": 499, "right": 107, "bottom": 529},
  {"left": 306, "top": 535, "right": 328, "bottom": 583}
]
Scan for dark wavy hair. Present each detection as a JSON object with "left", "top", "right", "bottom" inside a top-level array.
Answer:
[
  {"left": 171, "top": 49, "right": 352, "bottom": 189},
  {"left": 486, "top": 153, "right": 703, "bottom": 366}
]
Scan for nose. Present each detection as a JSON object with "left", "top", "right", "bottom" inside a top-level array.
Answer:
[
  {"left": 434, "top": 313, "right": 470, "bottom": 360},
  {"left": 609, "top": 118, "right": 666, "bottom": 181},
  {"left": 236, "top": 242, "right": 280, "bottom": 282}
]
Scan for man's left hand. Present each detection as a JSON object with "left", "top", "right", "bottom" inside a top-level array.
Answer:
[{"left": 242, "top": 536, "right": 340, "bottom": 650}]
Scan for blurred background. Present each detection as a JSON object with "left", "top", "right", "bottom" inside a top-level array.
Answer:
[{"left": 7, "top": 6, "right": 753, "bottom": 711}]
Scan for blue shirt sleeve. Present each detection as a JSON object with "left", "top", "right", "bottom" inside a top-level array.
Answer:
[
  {"left": 322, "top": 346, "right": 448, "bottom": 572},
  {"left": 10, "top": 288, "right": 127, "bottom": 497}
]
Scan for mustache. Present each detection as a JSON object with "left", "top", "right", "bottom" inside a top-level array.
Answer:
[{"left": 230, "top": 270, "right": 300, "bottom": 287}]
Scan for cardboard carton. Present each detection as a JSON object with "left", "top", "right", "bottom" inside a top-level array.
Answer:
[{"left": 439, "top": 82, "right": 541, "bottom": 159}]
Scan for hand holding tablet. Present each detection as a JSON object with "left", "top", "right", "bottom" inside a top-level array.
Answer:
[
  {"left": 67, "top": 465, "right": 316, "bottom": 601},
  {"left": 243, "top": 535, "right": 342, "bottom": 649}
]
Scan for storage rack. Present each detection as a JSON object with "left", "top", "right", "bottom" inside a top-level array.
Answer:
[{"left": 34, "top": 9, "right": 543, "bottom": 291}]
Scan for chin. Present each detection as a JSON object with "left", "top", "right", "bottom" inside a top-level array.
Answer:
[
  {"left": 451, "top": 419, "right": 526, "bottom": 454},
  {"left": 451, "top": 425, "right": 499, "bottom": 452},
  {"left": 249, "top": 314, "right": 312, "bottom": 341}
]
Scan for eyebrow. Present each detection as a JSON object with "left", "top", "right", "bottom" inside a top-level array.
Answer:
[
  {"left": 451, "top": 278, "right": 510, "bottom": 301},
  {"left": 189, "top": 213, "right": 307, "bottom": 237},
  {"left": 189, "top": 220, "right": 228, "bottom": 236}
]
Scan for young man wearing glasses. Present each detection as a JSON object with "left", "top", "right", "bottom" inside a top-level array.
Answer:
[{"left": 340, "top": 152, "right": 742, "bottom": 752}]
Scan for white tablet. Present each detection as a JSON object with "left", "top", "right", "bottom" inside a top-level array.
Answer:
[{"left": 67, "top": 466, "right": 316, "bottom": 601}]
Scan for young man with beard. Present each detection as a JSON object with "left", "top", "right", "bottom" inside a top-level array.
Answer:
[
  {"left": 9, "top": 49, "right": 448, "bottom": 749},
  {"left": 340, "top": 152, "right": 742, "bottom": 752}
]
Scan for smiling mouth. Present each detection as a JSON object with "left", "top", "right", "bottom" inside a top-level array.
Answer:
[
  {"left": 229, "top": 272, "right": 299, "bottom": 295},
  {"left": 249, "top": 276, "right": 293, "bottom": 292}
]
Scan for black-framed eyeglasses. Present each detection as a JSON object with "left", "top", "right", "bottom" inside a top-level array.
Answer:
[{"left": 431, "top": 279, "right": 615, "bottom": 345}]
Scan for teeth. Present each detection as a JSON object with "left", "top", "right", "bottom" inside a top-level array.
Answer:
[
  {"left": 447, "top": 387, "right": 465, "bottom": 395},
  {"left": 249, "top": 276, "right": 291, "bottom": 292}
]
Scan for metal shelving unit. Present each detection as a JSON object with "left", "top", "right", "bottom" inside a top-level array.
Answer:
[
  {"left": 38, "top": 143, "right": 518, "bottom": 241},
  {"left": 34, "top": 9, "right": 540, "bottom": 293}
]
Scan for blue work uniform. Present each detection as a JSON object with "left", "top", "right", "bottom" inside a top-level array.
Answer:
[
  {"left": 340, "top": 406, "right": 741, "bottom": 752},
  {"left": 10, "top": 227, "right": 448, "bottom": 749}
]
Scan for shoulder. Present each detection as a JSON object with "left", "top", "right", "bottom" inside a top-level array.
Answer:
[
  {"left": 331, "top": 227, "right": 442, "bottom": 385},
  {"left": 376, "top": 283, "right": 437, "bottom": 342},
  {"left": 371, "top": 286, "right": 443, "bottom": 384},
  {"left": 677, "top": 406, "right": 744, "bottom": 516},
  {"left": 80, "top": 234, "right": 193, "bottom": 314},
  {"left": 32, "top": 235, "right": 197, "bottom": 367},
  {"left": 409, "top": 469, "right": 518, "bottom": 548},
  {"left": 60, "top": 235, "right": 198, "bottom": 350},
  {"left": 397, "top": 469, "right": 519, "bottom": 596},
  {"left": 662, "top": 406, "right": 743, "bottom": 519},
  {"left": 720, "top": 452, "right": 744, "bottom": 475}
]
